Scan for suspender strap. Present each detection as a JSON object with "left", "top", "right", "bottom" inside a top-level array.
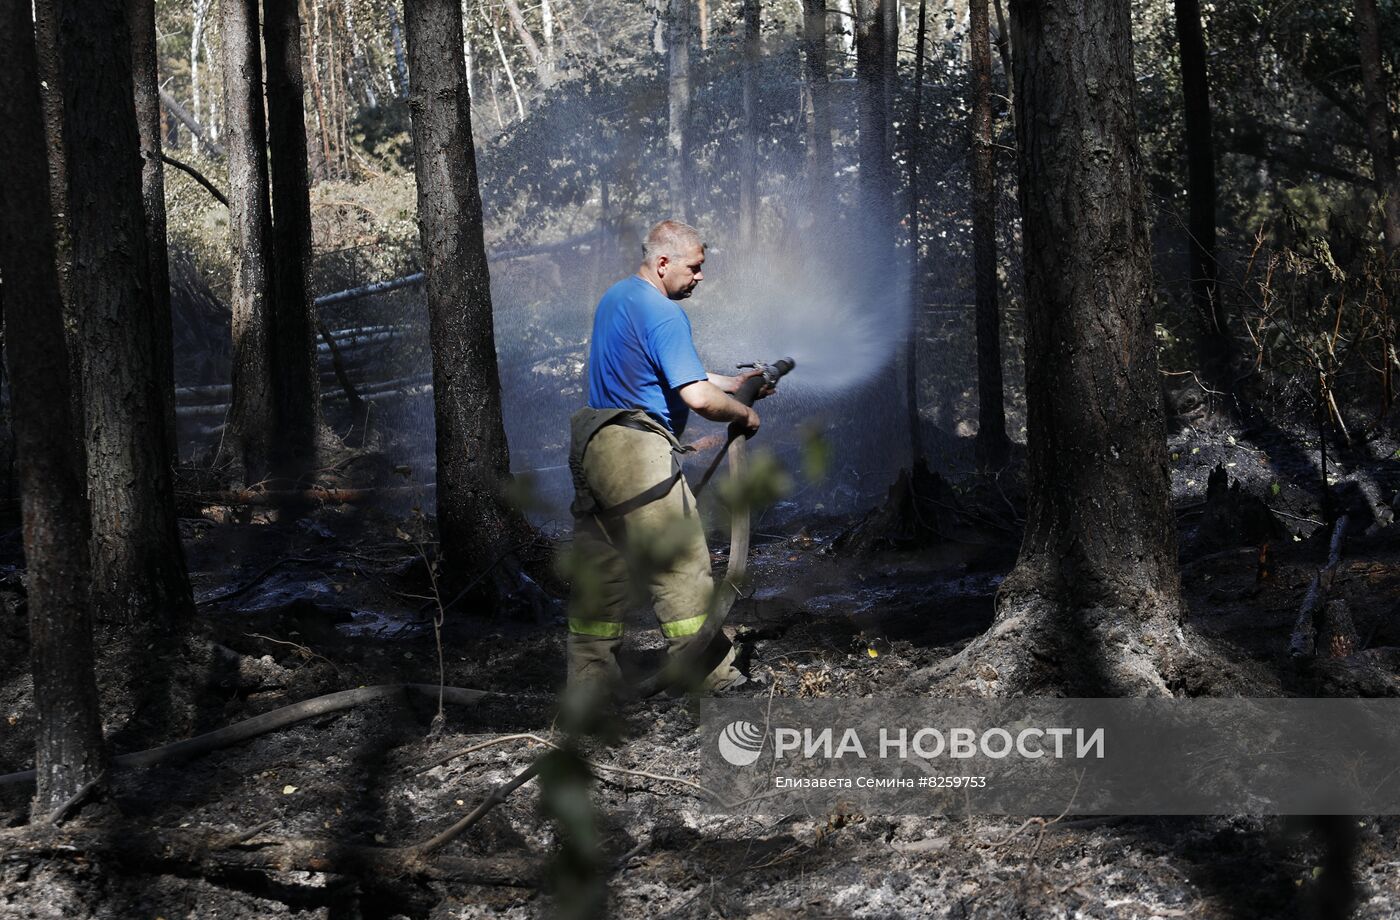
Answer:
[{"left": 570, "top": 407, "right": 695, "bottom": 521}]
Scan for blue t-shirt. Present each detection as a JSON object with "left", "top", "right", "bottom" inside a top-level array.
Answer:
[{"left": 586, "top": 275, "right": 708, "bottom": 435}]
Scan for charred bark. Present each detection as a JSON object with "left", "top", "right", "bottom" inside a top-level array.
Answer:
[
  {"left": 0, "top": 0, "right": 106, "bottom": 816},
  {"left": 905, "top": 0, "right": 927, "bottom": 467},
  {"left": 971, "top": 0, "right": 1008, "bottom": 472},
  {"left": 404, "top": 0, "right": 531, "bottom": 606},
  {"left": 879, "top": 0, "right": 896, "bottom": 156},
  {"left": 854, "top": 0, "right": 894, "bottom": 260},
  {"left": 265, "top": 0, "right": 325, "bottom": 480},
  {"left": 991, "top": 0, "right": 1012, "bottom": 109},
  {"left": 221, "top": 0, "right": 279, "bottom": 483},
  {"left": 666, "top": 0, "right": 693, "bottom": 220},
  {"left": 1173, "top": 0, "right": 1234, "bottom": 410},
  {"left": 800, "top": 0, "right": 836, "bottom": 226},
  {"left": 129, "top": 0, "right": 178, "bottom": 461},
  {"left": 31, "top": 2, "right": 83, "bottom": 459},
  {"left": 1354, "top": 0, "right": 1400, "bottom": 261},
  {"left": 940, "top": 0, "right": 1184, "bottom": 697},
  {"left": 55, "top": 0, "right": 193, "bottom": 631},
  {"left": 738, "top": 0, "right": 760, "bottom": 247}
]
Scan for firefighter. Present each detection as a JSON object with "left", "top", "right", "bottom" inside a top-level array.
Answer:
[{"left": 565, "top": 219, "right": 765, "bottom": 693}]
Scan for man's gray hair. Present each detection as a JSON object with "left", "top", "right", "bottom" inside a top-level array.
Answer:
[{"left": 642, "top": 219, "right": 705, "bottom": 264}]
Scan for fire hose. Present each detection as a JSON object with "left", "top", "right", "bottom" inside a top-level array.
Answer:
[{"left": 634, "top": 357, "right": 795, "bottom": 697}]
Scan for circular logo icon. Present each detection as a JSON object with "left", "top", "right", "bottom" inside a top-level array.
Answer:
[{"left": 717, "top": 720, "right": 765, "bottom": 767}]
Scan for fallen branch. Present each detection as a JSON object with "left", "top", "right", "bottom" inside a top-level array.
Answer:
[
  {"left": 314, "top": 272, "right": 425, "bottom": 307},
  {"left": 158, "top": 88, "right": 225, "bottom": 157},
  {"left": 318, "top": 322, "right": 367, "bottom": 417},
  {"left": 1289, "top": 514, "right": 1350, "bottom": 657},
  {"left": 420, "top": 731, "right": 735, "bottom": 803},
  {"left": 160, "top": 153, "right": 228, "bottom": 206},
  {"left": 196, "top": 484, "right": 433, "bottom": 506},
  {"left": 413, "top": 759, "right": 544, "bottom": 855},
  {"left": 310, "top": 231, "right": 606, "bottom": 309},
  {"left": 986, "top": 769, "right": 1084, "bottom": 863},
  {"left": 0, "top": 684, "right": 489, "bottom": 787},
  {"left": 178, "top": 385, "right": 430, "bottom": 418},
  {"left": 2, "top": 824, "right": 536, "bottom": 886},
  {"left": 46, "top": 771, "right": 105, "bottom": 826}
]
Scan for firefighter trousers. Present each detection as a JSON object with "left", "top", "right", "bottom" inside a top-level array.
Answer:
[{"left": 565, "top": 409, "right": 716, "bottom": 690}]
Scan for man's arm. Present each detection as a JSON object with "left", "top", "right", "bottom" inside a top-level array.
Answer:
[
  {"left": 678, "top": 380, "right": 760, "bottom": 435},
  {"left": 707, "top": 368, "right": 774, "bottom": 398},
  {"left": 707, "top": 372, "right": 743, "bottom": 392}
]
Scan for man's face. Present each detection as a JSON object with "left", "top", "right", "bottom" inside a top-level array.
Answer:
[{"left": 657, "top": 244, "right": 705, "bottom": 300}]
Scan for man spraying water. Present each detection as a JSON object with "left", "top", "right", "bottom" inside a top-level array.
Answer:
[{"left": 565, "top": 219, "right": 770, "bottom": 694}]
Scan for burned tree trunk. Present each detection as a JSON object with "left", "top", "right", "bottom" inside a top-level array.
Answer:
[
  {"left": 738, "top": 0, "right": 760, "bottom": 247},
  {"left": 404, "top": 0, "right": 529, "bottom": 605},
  {"left": 221, "top": 0, "right": 279, "bottom": 483},
  {"left": 265, "top": 0, "right": 325, "bottom": 480},
  {"left": 1173, "top": 0, "right": 1234, "bottom": 409},
  {"left": 1354, "top": 0, "right": 1400, "bottom": 261},
  {"left": 939, "top": 0, "right": 1183, "bottom": 696},
  {"left": 971, "top": 0, "right": 1008, "bottom": 472},
  {"left": 129, "top": 0, "right": 177, "bottom": 461},
  {"left": 0, "top": 0, "right": 106, "bottom": 816},
  {"left": 905, "top": 0, "right": 927, "bottom": 468},
  {"left": 31, "top": 3, "right": 84, "bottom": 459},
  {"left": 666, "top": 0, "right": 692, "bottom": 220},
  {"left": 55, "top": 0, "right": 193, "bottom": 631},
  {"left": 800, "top": 0, "right": 836, "bottom": 226},
  {"left": 854, "top": 0, "right": 894, "bottom": 259},
  {"left": 879, "top": 0, "right": 896, "bottom": 156}
]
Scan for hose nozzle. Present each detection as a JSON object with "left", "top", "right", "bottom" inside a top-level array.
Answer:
[{"left": 734, "top": 357, "right": 796, "bottom": 406}]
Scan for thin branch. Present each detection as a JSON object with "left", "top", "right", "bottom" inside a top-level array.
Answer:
[
  {"left": 412, "top": 759, "right": 544, "bottom": 854},
  {"left": 422, "top": 731, "right": 733, "bottom": 802},
  {"left": 160, "top": 153, "right": 229, "bottom": 206},
  {"left": 45, "top": 771, "right": 106, "bottom": 825}
]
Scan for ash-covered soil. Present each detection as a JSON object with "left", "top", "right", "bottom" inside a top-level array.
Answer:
[{"left": 2, "top": 419, "right": 1400, "bottom": 919}]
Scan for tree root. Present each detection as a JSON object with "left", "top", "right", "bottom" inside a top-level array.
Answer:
[
  {"left": 1, "top": 823, "right": 537, "bottom": 887},
  {"left": 0, "top": 684, "right": 490, "bottom": 787},
  {"left": 922, "top": 594, "right": 1192, "bottom": 697}
]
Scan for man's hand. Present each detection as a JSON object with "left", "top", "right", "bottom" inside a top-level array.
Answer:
[
  {"left": 737, "top": 404, "right": 761, "bottom": 437},
  {"left": 736, "top": 368, "right": 776, "bottom": 401}
]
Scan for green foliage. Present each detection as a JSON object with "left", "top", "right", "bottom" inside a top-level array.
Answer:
[
  {"left": 349, "top": 99, "right": 415, "bottom": 170},
  {"left": 799, "top": 423, "right": 831, "bottom": 484},
  {"left": 537, "top": 744, "right": 607, "bottom": 920},
  {"left": 163, "top": 151, "right": 233, "bottom": 296},
  {"left": 719, "top": 445, "right": 793, "bottom": 513}
]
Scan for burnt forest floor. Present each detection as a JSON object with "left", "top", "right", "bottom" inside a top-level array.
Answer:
[{"left": 3, "top": 414, "right": 1400, "bottom": 919}]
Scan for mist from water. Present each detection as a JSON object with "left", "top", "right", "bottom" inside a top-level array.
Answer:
[{"left": 689, "top": 220, "right": 910, "bottom": 397}]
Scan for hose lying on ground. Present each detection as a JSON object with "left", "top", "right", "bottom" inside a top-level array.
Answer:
[{"left": 0, "top": 683, "right": 491, "bottom": 787}]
